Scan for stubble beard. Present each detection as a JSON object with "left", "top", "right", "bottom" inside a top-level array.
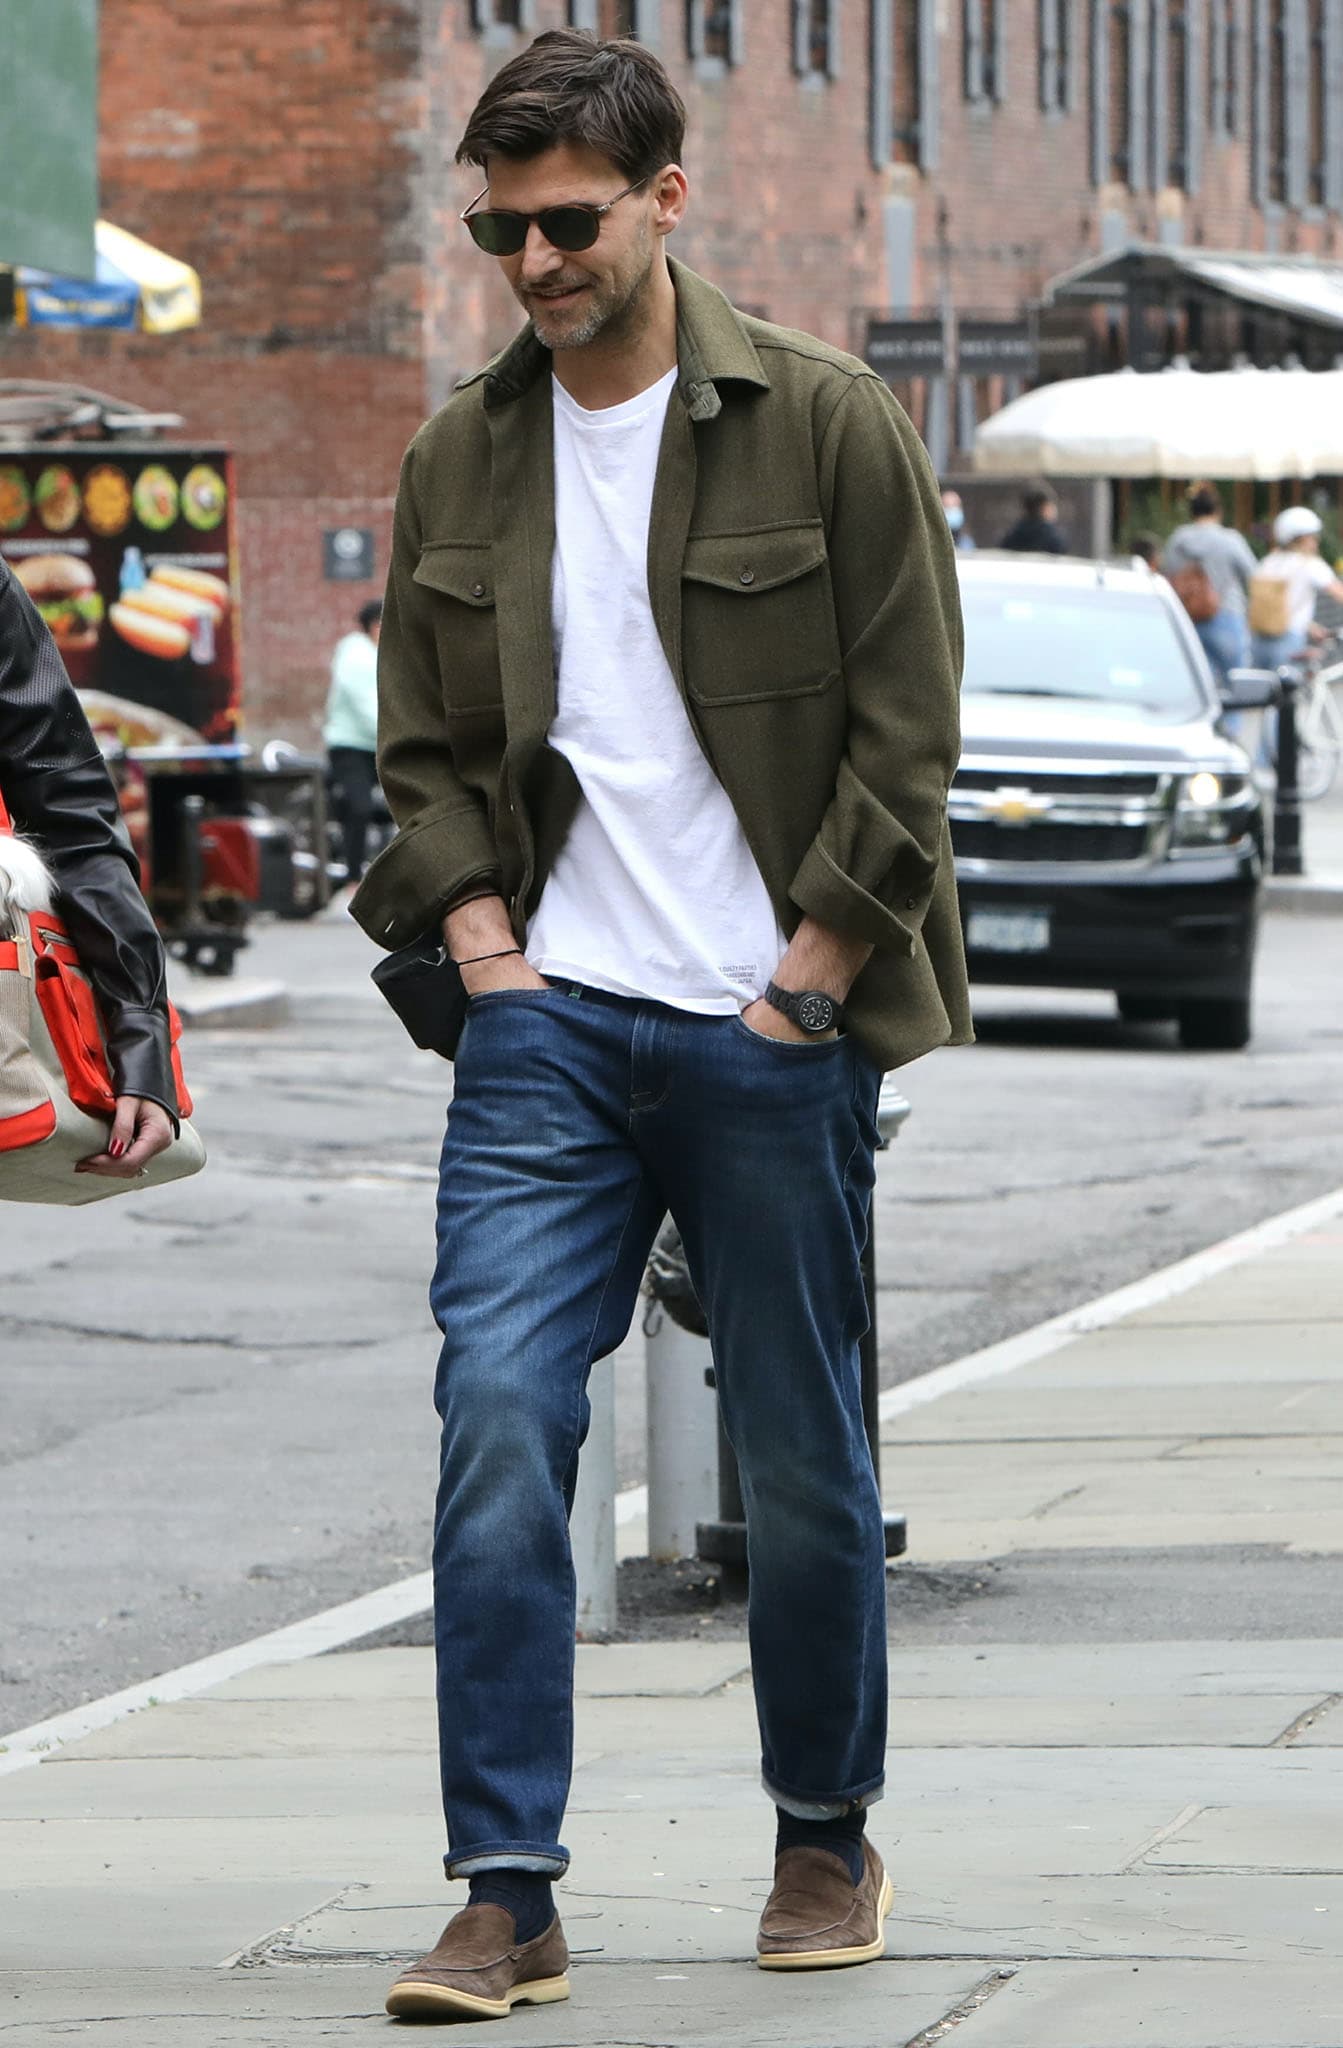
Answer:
[{"left": 524, "top": 232, "right": 656, "bottom": 354}]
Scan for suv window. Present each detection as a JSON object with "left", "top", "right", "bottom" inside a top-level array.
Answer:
[{"left": 961, "top": 584, "right": 1206, "bottom": 723}]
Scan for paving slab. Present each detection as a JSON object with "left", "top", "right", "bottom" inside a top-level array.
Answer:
[
  {"left": 0, "top": 1813, "right": 430, "bottom": 1887},
  {"left": 893, "top": 1870, "right": 1343, "bottom": 1962},
  {"left": 886, "top": 1640, "right": 1343, "bottom": 1697},
  {"left": 882, "top": 1693, "right": 1321, "bottom": 1746},
  {"left": 0, "top": 1960, "right": 989, "bottom": 2048},
  {"left": 1010, "top": 1322, "right": 1343, "bottom": 1383},
  {"left": 885, "top": 1382, "right": 1343, "bottom": 1442},
  {"left": 1146, "top": 1805, "right": 1343, "bottom": 1872},
  {"left": 59, "top": 1695, "right": 442, "bottom": 1762},
  {"left": 949, "top": 1959, "right": 1343, "bottom": 2048},
  {"left": 0, "top": 1879, "right": 347, "bottom": 1971},
  {"left": 903, "top": 1508, "right": 1343, "bottom": 1563}
]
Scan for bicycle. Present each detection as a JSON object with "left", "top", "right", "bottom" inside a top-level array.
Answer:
[
  {"left": 1294, "top": 649, "right": 1343, "bottom": 800},
  {"left": 1281, "top": 643, "right": 1343, "bottom": 802}
]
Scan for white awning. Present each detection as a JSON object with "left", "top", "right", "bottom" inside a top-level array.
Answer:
[{"left": 973, "top": 365, "right": 1339, "bottom": 480}]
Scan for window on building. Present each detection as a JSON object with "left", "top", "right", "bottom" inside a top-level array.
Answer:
[
  {"left": 794, "top": 0, "right": 837, "bottom": 74},
  {"left": 1040, "top": 0, "right": 1069, "bottom": 110},
  {"left": 964, "top": 0, "right": 1002, "bottom": 101},
  {"left": 1268, "top": 0, "right": 1287, "bottom": 200},
  {"left": 687, "top": 0, "right": 738, "bottom": 62},
  {"left": 872, "top": 0, "right": 938, "bottom": 171},
  {"left": 896, "top": 1, "right": 924, "bottom": 154},
  {"left": 1210, "top": 0, "right": 1239, "bottom": 140},
  {"left": 494, "top": 0, "right": 522, "bottom": 23},
  {"left": 1109, "top": 0, "right": 1132, "bottom": 180},
  {"left": 1167, "top": 0, "right": 1189, "bottom": 185},
  {"left": 472, "top": 0, "right": 529, "bottom": 26},
  {"left": 1308, "top": 0, "right": 1326, "bottom": 204}
]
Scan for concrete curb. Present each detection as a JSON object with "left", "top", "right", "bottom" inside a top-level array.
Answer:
[
  {"left": 1263, "top": 875, "right": 1343, "bottom": 915},
  {"left": 169, "top": 976, "right": 291, "bottom": 1029}
]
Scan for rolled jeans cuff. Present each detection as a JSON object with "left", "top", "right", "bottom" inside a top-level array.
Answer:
[
  {"left": 763, "top": 1772, "right": 886, "bottom": 1821},
  {"left": 445, "top": 1844, "right": 570, "bottom": 1880}
]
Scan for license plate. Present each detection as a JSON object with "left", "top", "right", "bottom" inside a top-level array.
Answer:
[{"left": 966, "top": 908, "right": 1051, "bottom": 954}]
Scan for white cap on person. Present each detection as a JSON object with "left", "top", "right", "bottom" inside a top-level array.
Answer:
[{"left": 1274, "top": 505, "right": 1323, "bottom": 545}]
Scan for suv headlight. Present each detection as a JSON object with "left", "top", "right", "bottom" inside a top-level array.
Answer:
[{"left": 1170, "top": 772, "right": 1258, "bottom": 851}]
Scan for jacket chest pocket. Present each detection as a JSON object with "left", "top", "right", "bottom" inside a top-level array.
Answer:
[
  {"left": 680, "top": 523, "right": 842, "bottom": 707},
  {"left": 413, "top": 542, "right": 503, "bottom": 719}
]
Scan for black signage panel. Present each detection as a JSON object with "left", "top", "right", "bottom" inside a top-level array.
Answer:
[
  {"left": 865, "top": 318, "right": 948, "bottom": 379},
  {"left": 1034, "top": 305, "right": 1098, "bottom": 385},
  {"left": 958, "top": 319, "right": 1038, "bottom": 379},
  {"left": 323, "top": 526, "right": 376, "bottom": 582}
]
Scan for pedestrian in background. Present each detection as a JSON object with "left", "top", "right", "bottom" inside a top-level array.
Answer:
[
  {"left": 322, "top": 598, "right": 382, "bottom": 885},
  {"left": 1129, "top": 531, "right": 1163, "bottom": 575},
  {"left": 941, "top": 487, "right": 976, "bottom": 551},
  {"left": 998, "top": 485, "right": 1069, "bottom": 554},
  {"left": 1162, "top": 482, "right": 1256, "bottom": 685},
  {"left": 1248, "top": 506, "right": 1343, "bottom": 672},
  {"left": 354, "top": 25, "right": 968, "bottom": 2025},
  {"left": 0, "top": 559, "right": 175, "bottom": 1179}
]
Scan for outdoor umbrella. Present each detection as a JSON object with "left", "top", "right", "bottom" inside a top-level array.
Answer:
[
  {"left": 10, "top": 221, "right": 200, "bottom": 335},
  {"left": 973, "top": 364, "right": 1326, "bottom": 480}
]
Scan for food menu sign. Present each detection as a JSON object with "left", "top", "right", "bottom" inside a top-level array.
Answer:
[{"left": 0, "top": 444, "right": 241, "bottom": 742}]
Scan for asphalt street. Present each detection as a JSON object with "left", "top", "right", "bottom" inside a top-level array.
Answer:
[{"left": 3, "top": 897, "right": 1342, "bottom": 1736}]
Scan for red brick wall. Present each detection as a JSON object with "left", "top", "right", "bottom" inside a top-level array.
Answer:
[
  {"left": 3, "top": 0, "right": 426, "bottom": 737},
  {"left": 6, "top": 2, "right": 1339, "bottom": 733}
]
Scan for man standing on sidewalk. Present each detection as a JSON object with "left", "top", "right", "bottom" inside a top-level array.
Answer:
[{"left": 353, "top": 27, "right": 968, "bottom": 2023}]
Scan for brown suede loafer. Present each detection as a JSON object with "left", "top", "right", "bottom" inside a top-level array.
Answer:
[
  {"left": 384, "top": 1904, "right": 570, "bottom": 2021},
  {"left": 756, "top": 1839, "right": 893, "bottom": 1970}
]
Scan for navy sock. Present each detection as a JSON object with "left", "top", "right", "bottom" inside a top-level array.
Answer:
[
  {"left": 467, "top": 1870, "right": 554, "bottom": 1945},
  {"left": 775, "top": 1806, "right": 867, "bottom": 1887}
]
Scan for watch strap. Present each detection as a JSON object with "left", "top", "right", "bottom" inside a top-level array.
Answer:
[{"left": 763, "top": 980, "right": 843, "bottom": 1033}]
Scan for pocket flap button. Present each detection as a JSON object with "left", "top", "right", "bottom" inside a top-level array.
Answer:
[{"left": 739, "top": 567, "right": 755, "bottom": 586}]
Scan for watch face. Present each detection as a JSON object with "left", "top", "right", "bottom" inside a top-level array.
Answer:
[{"left": 796, "top": 992, "right": 836, "bottom": 1033}]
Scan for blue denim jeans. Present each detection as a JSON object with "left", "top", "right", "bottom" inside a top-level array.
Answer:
[
  {"left": 428, "top": 983, "right": 885, "bottom": 1878},
  {"left": 1195, "top": 608, "right": 1250, "bottom": 686}
]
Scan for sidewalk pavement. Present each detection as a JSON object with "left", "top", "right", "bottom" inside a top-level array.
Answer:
[{"left": 5, "top": 1199, "right": 1343, "bottom": 2046}]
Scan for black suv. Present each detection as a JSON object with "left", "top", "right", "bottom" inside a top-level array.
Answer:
[{"left": 952, "top": 554, "right": 1270, "bottom": 1050}]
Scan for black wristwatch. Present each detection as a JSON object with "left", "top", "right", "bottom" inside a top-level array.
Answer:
[{"left": 763, "top": 980, "right": 843, "bottom": 1035}]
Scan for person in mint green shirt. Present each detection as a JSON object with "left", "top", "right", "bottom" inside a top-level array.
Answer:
[{"left": 322, "top": 599, "right": 381, "bottom": 883}]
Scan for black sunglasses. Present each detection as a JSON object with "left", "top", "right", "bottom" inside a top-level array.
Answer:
[{"left": 460, "top": 178, "right": 648, "bottom": 257}]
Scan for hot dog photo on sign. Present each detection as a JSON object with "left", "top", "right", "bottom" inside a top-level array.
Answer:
[{"left": 0, "top": 448, "right": 241, "bottom": 740}]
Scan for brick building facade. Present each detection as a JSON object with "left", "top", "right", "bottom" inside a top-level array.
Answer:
[{"left": 6, "top": 0, "right": 1340, "bottom": 734}]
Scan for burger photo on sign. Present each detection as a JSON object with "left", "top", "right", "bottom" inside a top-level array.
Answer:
[{"left": 15, "top": 555, "right": 106, "bottom": 676}]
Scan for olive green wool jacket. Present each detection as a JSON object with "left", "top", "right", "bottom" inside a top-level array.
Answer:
[{"left": 351, "top": 259, "right": 971, "bottom": 1072}]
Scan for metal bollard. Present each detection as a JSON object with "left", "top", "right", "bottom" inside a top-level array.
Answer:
[
  {"left": 1272, "top": 668, "right": 1304, "bottom": 877},
  {"left": 696, "top": 1077, "right": 912, "bottom": 1590},
  {"left": 645, "top": 1310, "right": 719, "bottom": 1560},
  {"left": 571, "top": 1358, "right": 617, "bottom": 1636}
]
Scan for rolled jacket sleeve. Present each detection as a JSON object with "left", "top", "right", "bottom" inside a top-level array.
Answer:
[
  {"left": 350, "top": 441, "right": 502, "bottom": 950},
  {"left": 789, "top": 374, "right": 964, "bottom": 953}
]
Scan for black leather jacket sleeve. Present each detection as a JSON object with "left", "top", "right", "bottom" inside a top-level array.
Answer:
[{"left": 0, "top": 559, "right": 178, "bottom": 1123}]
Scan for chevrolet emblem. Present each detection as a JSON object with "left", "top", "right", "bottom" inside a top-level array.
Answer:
[{"left": 984, "top": 787, "right": 1051, "bottom": 824}]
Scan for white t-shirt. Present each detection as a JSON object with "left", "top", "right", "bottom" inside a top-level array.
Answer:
[
  {"left": 1254, "top": 548, "right": 1335, "bottom": 637},
  {"left": 526, "top": 368, "right": 785, "bottom": 1014}
]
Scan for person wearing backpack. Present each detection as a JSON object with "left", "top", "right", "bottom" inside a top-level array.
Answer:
[
  {"left": 1248, "top": 506, "right": 1343, "bottom": 671},
  {"left": 1162, "top": 482, "right": 1257, "bottom": 684}
]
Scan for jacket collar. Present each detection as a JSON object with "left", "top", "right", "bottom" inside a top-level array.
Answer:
[{"left": 456, "top": 257, "right": 770, "bottom": 421}]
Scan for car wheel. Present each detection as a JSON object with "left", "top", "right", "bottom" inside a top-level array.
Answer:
[
  {"left": 1177, "top": 995, "right": 1252, "bottom": 1051},
  {"left": 1116, "top": 993, "right": 1175, "bottom": 1024}
]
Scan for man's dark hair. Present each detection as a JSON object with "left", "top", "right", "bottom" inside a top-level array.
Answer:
[
  {"left": 1022, "top": 488, "right": 1055, "bottom": 517},
  {"left": 1129, "top": 530, "right": 1161, "bottom": 567},
  {"left": 358, "top": 599, "right": 383, "bottom": 633},
  {"left": 456, "top": 28, "right": 686, "bottom": 184},
  {"left": 1187, "top": 481, "right": 1222, "bottom": 518}
]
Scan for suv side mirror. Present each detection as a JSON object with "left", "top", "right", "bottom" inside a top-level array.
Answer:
[{"left": 1221, "top": 668, "right": 1279, "bottom": 710}]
